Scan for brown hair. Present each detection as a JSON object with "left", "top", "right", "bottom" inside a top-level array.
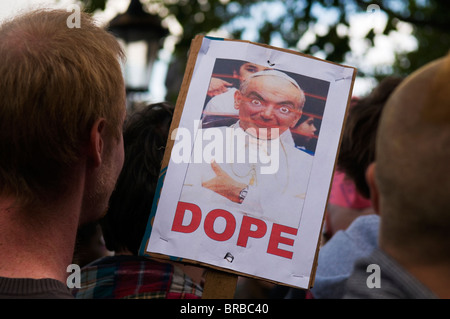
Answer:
[
  {"left": 0, "top": 9, "right": 125, "bottom": 206},
  {"left": 337, "top": 76, "right": 403, "bottom": 198}
]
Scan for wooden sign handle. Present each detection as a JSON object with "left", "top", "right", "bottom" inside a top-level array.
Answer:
[{"left": 201, "top": 269, "right": 238, "bottom": 299}]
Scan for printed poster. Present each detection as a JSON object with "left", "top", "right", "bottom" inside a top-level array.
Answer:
[{"left": 140, "top": 36, "right": 356, "bottom": 289}]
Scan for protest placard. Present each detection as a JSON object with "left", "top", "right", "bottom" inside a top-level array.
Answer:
[{"left": 139, "top": 35, "right": 356, "bottom": 290}]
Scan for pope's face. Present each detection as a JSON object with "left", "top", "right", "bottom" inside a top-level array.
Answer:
[{"left": 234, "top": 75, "right": 302, "bottom": 139}]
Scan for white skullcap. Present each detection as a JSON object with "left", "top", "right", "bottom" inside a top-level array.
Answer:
[{"left": 246, "top": 69, "right": 302, "bottom": 91}]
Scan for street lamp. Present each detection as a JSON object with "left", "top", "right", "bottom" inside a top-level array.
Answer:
[{"left": 108, "top": 0, "right": 168, "bottom": 102}]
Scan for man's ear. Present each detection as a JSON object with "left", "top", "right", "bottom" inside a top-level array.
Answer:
[
  {"left": 290, "top": 111, "right": 302, "bottom": 129},
  {"left": 366, "top": 162, "right": 380, "bottom": 214},
  {"left": 234, "top": 90, "right": 242, "bottom": 110},
  {"left": 88, "top": 118, "right": 107, "bottom": 167}
]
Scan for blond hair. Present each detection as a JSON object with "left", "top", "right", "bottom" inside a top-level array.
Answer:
[{"left": 0, "top": 9, "right": 125, "bottom": 206}]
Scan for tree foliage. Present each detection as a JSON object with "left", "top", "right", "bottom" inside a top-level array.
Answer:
[{"left": 82, "top": 0, "right": 450, "bottom": 99}]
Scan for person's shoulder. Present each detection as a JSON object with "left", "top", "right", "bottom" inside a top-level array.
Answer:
[
  {"left": 295, "top": 146, "right": 315, "bottom": 156},
  {"left": 205, "top": 88, "right": 238, "bottom": 112},
  {"left": 343, "top": 248, "right": 438, "bottom": 299},
  {"left": 290, "top": 145, "right": 314, "bottom": 163},
  {"left": 0, "top": 276, "right": 74, "bottom": 299}
]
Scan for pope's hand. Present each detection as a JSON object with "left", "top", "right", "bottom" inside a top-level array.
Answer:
[{"left": 202, "top": 160, "right": 247, "bottom": 203}]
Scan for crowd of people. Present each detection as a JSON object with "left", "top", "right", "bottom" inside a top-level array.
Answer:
[{"left": 0, "top": 7, "right": 449, "bottom": 299}]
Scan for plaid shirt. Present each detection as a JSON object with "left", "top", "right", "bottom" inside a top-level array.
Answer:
[{"left": 72, "top": 255, "right": 203, "bottom": 299}]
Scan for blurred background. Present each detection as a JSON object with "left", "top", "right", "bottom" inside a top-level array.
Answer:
[{"left": 1, "top": 0, "right": 448, "bottom": 109}]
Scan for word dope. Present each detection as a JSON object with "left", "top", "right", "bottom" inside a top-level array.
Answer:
[{"left": 171, "top": 201, "right": 298, "bottom": 259}]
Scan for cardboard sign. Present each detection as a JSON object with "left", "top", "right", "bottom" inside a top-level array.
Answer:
[{"left": 140, "top": 35, "right": 356, "bottom": 289}]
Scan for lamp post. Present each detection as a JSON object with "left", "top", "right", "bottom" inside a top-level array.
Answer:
[{"left": 107, "top": 0, "right": 168, "bottom": 107}]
